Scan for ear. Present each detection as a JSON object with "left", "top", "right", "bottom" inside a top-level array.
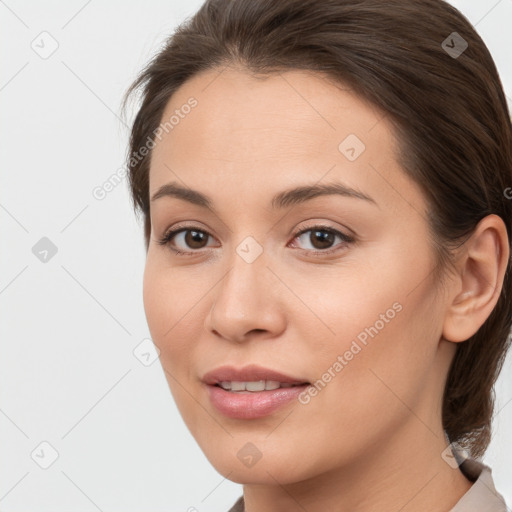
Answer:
[{"left": 442, "top": 214, "right": 510, "bottom": 343}]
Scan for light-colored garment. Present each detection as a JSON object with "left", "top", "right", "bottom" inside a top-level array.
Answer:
[
  {"left": 227, "top": 455, "right": 510, "bottom": 512},
  {"left": 449, "top": 455, "right": 509, "bottom": 512}
]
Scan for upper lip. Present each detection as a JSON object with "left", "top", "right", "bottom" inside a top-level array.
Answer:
[{"left": 202, "top": 364, "right": 309, "bottom": 385}]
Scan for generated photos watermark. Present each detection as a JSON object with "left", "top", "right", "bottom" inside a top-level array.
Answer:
[{"left": 298, "top": 301, "right": 403, "bottom": 404}]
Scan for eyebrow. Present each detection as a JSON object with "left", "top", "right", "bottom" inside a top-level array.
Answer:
[{"left": 150, "top": 181, "right": 378, "bottom": 210}]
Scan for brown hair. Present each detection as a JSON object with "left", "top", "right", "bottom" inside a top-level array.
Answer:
[{"left": 122, "top": 0, "right": 512, "bottom": 459}]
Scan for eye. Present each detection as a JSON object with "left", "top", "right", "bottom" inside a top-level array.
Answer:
[
  {"left": 289, "top": 224, "right": 354, "bottom": 255},
  {"left": 156, "top": 226, "right": 216, "bottom": 255}
]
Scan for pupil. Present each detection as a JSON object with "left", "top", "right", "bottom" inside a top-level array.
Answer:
[
  {"left": 186, "top": 230, "right": 206, "bottom": 248},
  {"left": 312, "top": 230, "right": 333, "bottom": 249}
]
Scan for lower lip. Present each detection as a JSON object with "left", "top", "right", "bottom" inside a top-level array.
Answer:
[{"left": 205, "top": 383, "right": 310, "bottom": 419}]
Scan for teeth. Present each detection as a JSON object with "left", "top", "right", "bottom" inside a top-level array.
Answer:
[{"left": 218, "top": 380, "right": 303, "bottom": 392}]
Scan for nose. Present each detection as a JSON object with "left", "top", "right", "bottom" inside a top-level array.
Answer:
[{"left": 203, "top": 247, "right": 286, "bottom": 343}]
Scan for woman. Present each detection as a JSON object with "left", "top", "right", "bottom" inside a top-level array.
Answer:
[{"left": 122, "top": 0, "right": 511, "bottom": 510}]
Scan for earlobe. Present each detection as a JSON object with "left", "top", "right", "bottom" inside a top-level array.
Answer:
[{"left": 442, "top": 214, "right": 510, "bottom": 343}]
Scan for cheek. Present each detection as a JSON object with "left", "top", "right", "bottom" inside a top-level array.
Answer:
[
  {"left": 285, "top": 261, "right": 403, "bottom": 354},
  {"left": 142, "top": 258, "right": 201, "bottom": 367},
  {"left": 291, "top": 257, "right": 439, "bottom": 409},
  {"left": 142, "top": 259, "right": 210, "bottom": 424}
]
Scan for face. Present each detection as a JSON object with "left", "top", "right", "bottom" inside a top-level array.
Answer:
[{"left": 143, "top": 67, "right": 455, "bottom": 484}]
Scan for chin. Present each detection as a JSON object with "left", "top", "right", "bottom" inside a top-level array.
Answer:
[
  {"left": 215, "top": 462, "right": 304, "bottom": 485},
  {"left": 200, "top": 442, "right": 312, "bottom": 485}
]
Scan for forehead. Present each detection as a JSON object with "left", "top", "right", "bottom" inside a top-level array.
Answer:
[
  {"left": 149, "top": 66, "right": 426, "bottom": 217},
  {"left": 154, "top": 66, "right": 387, "bottom": 157}
]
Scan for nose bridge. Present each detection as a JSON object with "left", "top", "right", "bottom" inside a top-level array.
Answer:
[
  {"left": 218, "top": 236, "right": 270, "bottom": 311},
  {"left": 205, "top": 235, "right": 284, "bottom": 340}
]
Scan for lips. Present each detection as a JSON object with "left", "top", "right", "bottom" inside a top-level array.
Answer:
[{"left": 201, "top": 364, "right": 310, "bottom": 386}]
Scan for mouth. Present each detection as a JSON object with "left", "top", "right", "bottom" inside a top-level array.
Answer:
[
  {"left": 205, "top": 378, "right": 311, "bottom": 419},
  {"left": 212, "top": 380, "right": 310, "bottom": 392},
  {"left": 202, "top": 365, "right": 311, "bottom": 417},
  {"left": 202, "top": 364, "right": 310, "bottom": 390}
]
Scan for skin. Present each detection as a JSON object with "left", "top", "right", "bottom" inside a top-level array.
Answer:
[{"left": 143, "top": 66, "right": 509, "bottom": 512}]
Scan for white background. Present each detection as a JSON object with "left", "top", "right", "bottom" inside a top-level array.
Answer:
[{"left": 1, "top": 1, "right": 511, "bottom": 510}]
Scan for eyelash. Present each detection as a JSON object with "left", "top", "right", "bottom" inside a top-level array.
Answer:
[{"left": 156, "top": 224, "right": 355, "bottom": 257}]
